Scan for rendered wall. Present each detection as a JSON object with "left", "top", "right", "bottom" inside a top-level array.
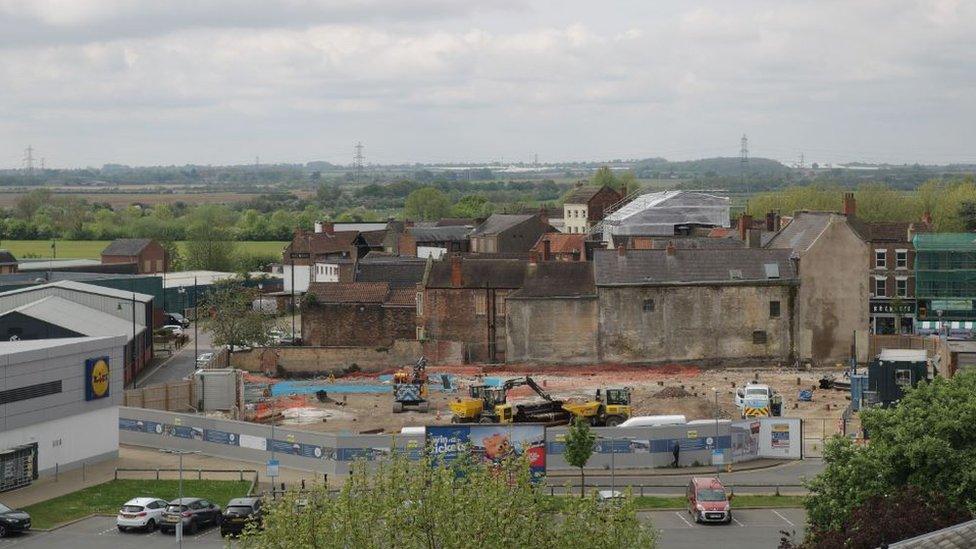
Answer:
[
  {"left": 505, "top": 296, "right": 599, "bottom": 363},
  {"left": 0, "top": 406, "right": 118, "bottom": 474}
]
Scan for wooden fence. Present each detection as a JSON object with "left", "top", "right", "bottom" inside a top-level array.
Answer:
[{"left": 123, "top": 379, "right": 195, "bottom": 412}]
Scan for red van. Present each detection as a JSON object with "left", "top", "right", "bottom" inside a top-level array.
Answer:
[{"left": 687, "top": 477, "right": 733, "bottom": 524}]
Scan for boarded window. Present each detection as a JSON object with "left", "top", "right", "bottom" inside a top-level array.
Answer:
[
  {"left": 752, "top": 330, "right": 768, "bottom": 344},
  {"left": 474, "top": 295, "right": 487, "bottom": 316},
  {"left": 769, "top": 301, "right": 781, "bottom": 318},
  {"left": 643, "top": 299, "right": 655, "bottom": 312}
]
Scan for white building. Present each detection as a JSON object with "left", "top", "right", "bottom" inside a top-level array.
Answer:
[{"left": 0, "top": 336, "right": 124, "bottom": 484}]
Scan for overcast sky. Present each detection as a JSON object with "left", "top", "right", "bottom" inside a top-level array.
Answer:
[{"left": 1, "top": 0, "right": 975, "bottom": 168}]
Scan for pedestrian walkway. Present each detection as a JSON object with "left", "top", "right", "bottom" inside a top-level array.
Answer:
[{"left": 2, "top": 445, "right": 321, "bottom": 509}]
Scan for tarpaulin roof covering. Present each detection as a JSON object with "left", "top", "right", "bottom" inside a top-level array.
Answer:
[{"left": 602, "top": 190, "right": 730, "bottom": 238}]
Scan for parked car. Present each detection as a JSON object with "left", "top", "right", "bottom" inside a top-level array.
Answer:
[
  {"left": 196, "top": 352, "right": 215, "bottom": 366},
  {"left": 165, "top": 313, "right": 190, "bottom": 328},
  {"left": 161, "top": 325, "right": 184, "bottom": 337},
  {"left": 117, "top": 497, "right": 169, "bottom": 532},
  {"left": 159, "top": 498, "right": 222, "bottom": 535},
  {"left": 220, "top": 497, "right": 263, "bottom": 537},
  {"left": 0, "top": 502, "right": 29, "bottom": 537},
  {"left": 687, "top": 477, "right": 733, "bottom": 524}
]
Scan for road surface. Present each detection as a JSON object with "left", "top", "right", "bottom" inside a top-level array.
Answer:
[
  {"left": 644, "top": 507, "right": 806, "bottom": 548},
  {"left": 136, "top": 322, "right": 213, "bottom": 387}
]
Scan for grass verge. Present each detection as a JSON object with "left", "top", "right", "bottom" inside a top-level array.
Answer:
[
  {"left": 632, "top": 494, "right": 807, "bottom": 510},
  {"left": 0, "top": 240, "right": 288, "bottom": 260},
  {"left": 21, "top": 479, "right": 251, "bottom": 529}
]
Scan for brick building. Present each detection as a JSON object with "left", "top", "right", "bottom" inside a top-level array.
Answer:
[
  {"left": 529, "top": 233, "right": 590, "bottom": 262},
  {"left": 283, "top": 224, "right": 369, "bottom": 292},
  {"left": 418, "top": 255, "right": 527, "bottom": 363},
  {"left": 302, "top": 282, "right": 416, "bottom": 347},
  {"left": 594, "top": 246, "right": 798, "bottom": 364},
  {"left": 388, "top": 225, "right": 472, "bottom": 259},
  {"left": 0, "top": 250, "right": 16, "bottom": 274},
  {"left": 101, "top": 238, "right": 167, "bottom": 274},
  {"left": 468, "top": 214, "right": 552, "bottom": 254},
  {"left": 506, "top": 261, "right": 598, "bottom": 363},
  {"left": 562, "top": 184, "right": 623, "bottom": 234}
]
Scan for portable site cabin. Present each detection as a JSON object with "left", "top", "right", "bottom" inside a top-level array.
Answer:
[{"left": 867, "top": 349, "right": 930, "bottom": 407}]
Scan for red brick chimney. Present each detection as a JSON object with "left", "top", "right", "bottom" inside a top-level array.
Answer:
[
  {"left": 765, "top": 212, "right": 777, "bottom": 232},
  {"left": 843, "top": 192, "right": 856, "bottom": 217},
  {"left": 542, "top": 238, "right": 551, "bottom": 261},
  {"left": 666, "top": 241, "right": 676, "bottom": 256},
  {"left": 318, "top": 221, "right": 334, "bottom": 235},
  {"left": 617, "top": 244, "right": 626, "bottom": 257},
  {"left": 450, "top": 254, "right": 462, "bottom": 287},
  {"left": 921, "top": 211, "right": 933, "bottom": 226},
  {"left": 538, "top": 206, "right": 548, "bottom": 226},
  {"left": 738, "top": 213, "right": 753, "bottom": 241}
]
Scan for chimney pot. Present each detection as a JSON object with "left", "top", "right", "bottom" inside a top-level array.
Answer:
[
  {"left": 921, "top": 211, "right": 933, "bottom": 226},
  {"left": 450, "top": 254, "right": 462, "bottom": 287},
  {"left": 738, "top": 213, "right": 753, "bottom": 242}
]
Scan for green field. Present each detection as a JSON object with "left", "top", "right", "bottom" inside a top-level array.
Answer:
[
  {"left": 0, "top": 240, "right": 288, "bottom": 260},
  {"left": 22, "top": 479, "right": 252, "bottom": 529}
]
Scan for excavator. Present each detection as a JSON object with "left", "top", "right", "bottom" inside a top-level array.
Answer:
[
  {"left": 392, "top": 357, "right": 429, "bottom": 413},
  {"left": 562, "top": 388, "right": 633, "bottom": 426},
  {"left": 449, "top": 376, "right": 570, "bottom": 424}
]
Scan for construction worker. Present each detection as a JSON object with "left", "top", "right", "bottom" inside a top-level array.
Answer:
[{"left": 672, "top": 441, "right": 680, "bottom": 468}]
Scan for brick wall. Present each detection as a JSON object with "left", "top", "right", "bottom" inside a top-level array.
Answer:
[
  {"left": 506, "top": 296, "right": 599, "bottom": 362},
  {"left": 420, "top": 287, "right": 513, "bottom": 362},
  {"left": 302, "top": 302, "right": 416, "bottom": 347},
  {"left": 229, "top": 340, "right": 463, "bottom": 373}
]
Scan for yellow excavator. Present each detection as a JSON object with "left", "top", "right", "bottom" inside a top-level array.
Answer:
[
  {"left": 561, "top": 388, "right": 633, "bottom": 427},
  {"left": 449, "top": 377, "right": 568, "bottom": 424}
]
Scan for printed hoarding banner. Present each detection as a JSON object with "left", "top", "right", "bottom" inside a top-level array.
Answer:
[
  {"left": 427, "top": 424, "right": 546, "bottom": 479},
  {"left": 203, "top": 429, "right": 239, "bottom": 446},
  {"left": 770, "top": 423, "right": 790, "bottom": 449}
]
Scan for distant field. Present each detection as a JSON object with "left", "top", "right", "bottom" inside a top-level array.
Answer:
[
  {"left": 0, "top": 191, "right": 277, "bottom": 209},
  {"left": 1, "top": 240, "right": 288, "bottom": 260}
]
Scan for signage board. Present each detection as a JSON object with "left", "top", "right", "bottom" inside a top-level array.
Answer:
[
  {"left": 426, "top": 424, "right": 546, "bottom": 481},
  {"left": 266, "top": 459, "right": 279, "bottom": 478},
  {"left": 932, "top": 299, "right": 973, "bottom": 311},
  {"left": 85, "top": 357, "right": 110, "bottom": 401}
]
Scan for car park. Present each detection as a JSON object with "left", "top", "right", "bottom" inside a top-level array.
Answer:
[
  {"left": 220, "top": 497, "right": 263, "bottom": 537},
  {"left": 117, "top": 497, "right": 169, "bottom": 532},
  {"left": 159, "top": 498, "right": 222, "bottom": 535},
  {"left": 687, "top": 477, "right": 733, "bottom": 524}
]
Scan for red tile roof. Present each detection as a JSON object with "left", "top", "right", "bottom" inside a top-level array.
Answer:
[
  {"left": 531, "top": 233, "right": 587, "bottom": 255},
  {"left": 309, "top": 282, "right": 389, "bottom": 303}
]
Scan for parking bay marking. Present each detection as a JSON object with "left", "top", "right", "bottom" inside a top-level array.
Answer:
[
  {"left": 673, "top": 511, "right": 694, "bottom": 528},
  {"left": 732, "top": 516, "right": 745, "bottom": 527},
  {"left": 772, "top": 510, "right": 795, "bottom": 527}
]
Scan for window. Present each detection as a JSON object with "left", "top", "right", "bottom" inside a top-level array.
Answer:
[
  {"left": 495, "top": 294, "right": 506, "bottom": 316},
  {"left": 416, "top": 327, "right": 426, "bottom": 340},
  {"left": 874, "top": 277, "right": 887, "bottom": 297},
  {"left": 475, "top": 295, "right": 487, "bottom": 316},
  {"left": 895, "top": 369, "right": 912, "bottom": 386},
  {"left": 752, "top": 330, "right": 768, "bottom": 344},
  {"left": 643, "top": 299, "right": 655, "bottom": 312},
  {"left": 896, "top": 249, "right": 908, "bottom": 269},
  {"left": 143, "top": 259, "right": 151, "bottom": 272},
  {"left": 896, "top": 277, "right": 908, "bottom": 297},
  {"left": 769, "top": 301, "right": 781, "bottom": 318},
  {"left": 156, "top": 259, "right": 163, "bottom": 271},
  {"left": 875, "top": 249, "right": 887, "bottom": 269}
]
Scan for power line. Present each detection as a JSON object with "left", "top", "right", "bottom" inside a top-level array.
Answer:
[
  {"left": 354, "top": 141, "right": 365, "bottom": 182},
  {"left": 23, "top": 145, "right": 34, "bottom": 174},
  {"left": 740, "top": 134, "right": 749, "bottom": 195}
]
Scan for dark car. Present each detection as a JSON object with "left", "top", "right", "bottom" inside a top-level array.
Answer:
[
  {"left": 0, "top": 502, "right": 30, "bottom": 537},
  {"left": 220, "top": 497, "right": 263, "bottom": 537},
  {"left": 159, "top": 497, "right": 222, "bottom": 535},
  {"left": 165, "top": 313, "right": 190, "bottom": 328}
]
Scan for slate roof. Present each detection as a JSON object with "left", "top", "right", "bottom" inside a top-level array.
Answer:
[
  {"left": 436, "top": 218, "right": 480, "bottom": 227},
  {"left": 360, "top": 229, "right": 388, "bottom": 247},
  {"left": 1, "top": 295, "right": 145, "bottom": 340},
  {"left": 563, "top": 185, "right": 612, "bottom": 204},
  {"left": 288, "top": 231, "right": 361, "bottom": 256},
  {"left": 426, "top": 258, "right": 527, "bottom": 289},
  {"left": 0, "top": 250, "right": 16, "bottom": 265},
  {"left": 531, "top": 233, "right": 587, "bottom": 255},
  {"left": 846, "top": 217, "right": 923, "bottom": 243},
  {"left": 408, "top": 225, "right": 472, "bottom": 242},
  {"left": 470, "top": 214, "right": 536, "bottom": 237},
  {"left": 509, "top": 262, "right": 595, "bottom": 298},
  {"left": 889, "top": 518, "right": 976, "bottom": 548},
  {"left": 101, "top": 238, "right": 153, "bottom": 256},
  {"left": 765, "top": 212, "right": 839, "bottom": 252},
  {"left": 593, "top": 248, "right": 797, "bottom": 286},
  {"left": 354, "top": 262, "right": 425, "bottom": 288}
]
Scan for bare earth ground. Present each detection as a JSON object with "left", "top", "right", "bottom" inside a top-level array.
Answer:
[{"left": 243, "top": 364, "right": 853, "bottom": 437}]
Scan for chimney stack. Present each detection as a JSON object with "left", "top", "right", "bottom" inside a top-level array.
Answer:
[
  {"left": 907, "top": 223, "right": 916, "bottom": 244},
  {"left": 315, "top": 221, "right": 334, "bottom": 235},
  {"left": 921, "top": 211, "right": 933, "bottom": 226},
  {"left": 746, "top": 228, "right": 762, "bottom": 248},
  {"left": 765, "top": 212, "right": 777, "bottom": 232},
  {"left": 843, "top": 192, "right": 856, "bottom": 217},
  {"left": 738, "top": 213, "right": 753, "bottom": 241},
  {"left": 450, "top": 254, "right": 462, "bottom": 287},
  {"left": 542, "top": 238, "right": 551, "bottom": 261},
  {"left": 666, "top": 241, "right": 676, "bottom": 256},
  {"left": 617, "top": 244, "right": 626, "bottom": 257},
  {"left": 538, "top": 206, "right": 548, "bottom": 226}
]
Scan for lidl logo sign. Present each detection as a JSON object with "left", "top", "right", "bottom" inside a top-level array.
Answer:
[{"left": 85, "top": 357, "right": 110, "bottom": 401}]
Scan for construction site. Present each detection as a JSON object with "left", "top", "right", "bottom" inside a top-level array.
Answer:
[{"left": 233, "top": 359, "right": 854, "bottom": 452}]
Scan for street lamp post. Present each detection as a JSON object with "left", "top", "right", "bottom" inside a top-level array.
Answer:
[
  {"left": 596, "top": 434, "right": 633, "bottom": 498},
  {"left": 159, "top": 448, "right": 200, "bottom": 547},
  {"left": 713, "top": 388, "right": 720, "bottom": 477}
]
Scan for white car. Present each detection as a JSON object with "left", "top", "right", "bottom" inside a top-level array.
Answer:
[
  {"left": 196, "top": 352, "right": 215, "bottom": 366},
  {"left": 162, "top": 325, "right": 184, "bottom": 337},
  {"left": 117, "top": 497, "right": 169, "bottom": 532}
]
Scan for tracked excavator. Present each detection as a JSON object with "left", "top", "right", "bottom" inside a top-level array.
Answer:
[{"left": 448, "top": 376, "right": 570, "bottom": 424}]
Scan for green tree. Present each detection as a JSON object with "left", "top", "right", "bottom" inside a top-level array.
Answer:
[
  {"left": 804, "top": 372, "right": 976, "bottom": 543},
  {"left": 183, "top": 205, "right": 238, "bottom": 270},
  {"left": 404, "top": 187, "right": 451, "bottom": 221},
  {"left": 14, "top": 188, "right": 52, "bottom": 220},
  {"left": 451, "top": 195, "right": 493, "bottom": 218},
  {"left": 239, "top": 453, "right": 655, "bottom": 548},
  {"left": 563, "top": 418, "right": 597, "bottom": 498},
  {"left": 592, "top": 166, "right": 616, "bottom": 188},
  {"left": 201, "top": 280, "right": 274, "bottom": 367}
]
